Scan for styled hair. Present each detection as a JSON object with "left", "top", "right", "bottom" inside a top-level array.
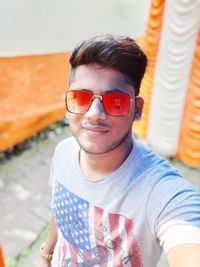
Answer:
[{"left": 69, "top": 34, "right": 147, "bottom": 96}]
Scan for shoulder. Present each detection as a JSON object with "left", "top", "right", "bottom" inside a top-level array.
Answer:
[
  {"left": 50, "top": 137, "right": 79, "bottom": 182},
  {"left": 54, "top": 136, "right": 79, "bottom": 155},
  {"left": 51, "top": 137, "right": 79, "bottom": 166},
  {"left": 135, "top": 141, "right": 200, "bottom": 219},
  {"left": 133, "top": 139, "right": 179, "bottom": 179},
  {"left": 134, "top": 139, "right": 199, "bottom": 204},
  {"left": 140, "top": 138, "right": 200, "bottom": 210},
  {"left": 145, "top": 159, "right": 200, "bottom": 247}
]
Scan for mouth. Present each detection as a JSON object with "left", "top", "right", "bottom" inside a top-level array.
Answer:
[
  {"left": 82, "top": 123, "right": 110, "bottom": 136},
  {"left": 83, "top": 126, "right": 109, "bottom": 133}
]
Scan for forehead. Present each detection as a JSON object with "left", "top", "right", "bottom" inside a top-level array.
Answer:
[{"left": 69, "top": 64, "right": 134, "bottom": 95}]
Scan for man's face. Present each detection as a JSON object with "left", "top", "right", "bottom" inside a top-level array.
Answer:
[{"left": 67, "top": 64, "right": 143, "bottom": 155}]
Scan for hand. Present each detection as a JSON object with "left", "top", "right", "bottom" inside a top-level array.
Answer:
[{"left": 37, "top": 258, "right": 51, "bottom": 267}]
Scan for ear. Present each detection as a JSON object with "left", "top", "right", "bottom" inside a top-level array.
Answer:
[{"left": 134, "top": 96, "right": 144, "bottom": 121}]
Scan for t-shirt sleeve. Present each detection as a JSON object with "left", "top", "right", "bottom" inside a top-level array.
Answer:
[
  {"left": 147, "top": 175, "right": 200, "bottom": 253},
  {"left": 49, "top": 152, "right": 55, "bottom": 188},
  {"left": 49, "top": 139, "right": 66, "bottom": 189},
  {"left": 49, "top": 148, "right": 57, "bottom": 211},
  {"left": 48, "top": 137, "right": 77, "bottom": 211}
]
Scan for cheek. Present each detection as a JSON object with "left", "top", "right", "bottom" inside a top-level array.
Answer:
[
  {"left": 112, "top": 115, "right": 134, "bottom": 132},
  {"left": 68, "top": 113, "right": 81, "bottom": 122},
  {"left": 68, "top": 114, "right": 81, "bottom": 130},
  {"left": 123, "top": 111, "right": 135, "bottom": 125},
  {"left": 68, "top": 114, "right": 90, "bottom": 140}
]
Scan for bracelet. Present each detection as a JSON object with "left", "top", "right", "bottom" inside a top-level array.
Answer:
[{"left": 40, "top": 243, "right": 54, "bottom": 262}]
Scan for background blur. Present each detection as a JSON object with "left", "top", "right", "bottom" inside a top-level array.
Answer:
[
  {"left": 0, "top": 0, "right": 150, "bottom": 55},
  {"left": 1, "top": 0, "right": 200, "bottom": 166},
  {"left": 0, "top": 0, "right": 199, "bottom": 266}
]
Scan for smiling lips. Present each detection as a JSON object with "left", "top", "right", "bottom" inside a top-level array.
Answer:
[
  {"left": 83, "top": 126, "right": 108, "bottom": 132},
  {"left": 82, "top": 124, "right": 110, "bottom": 135}
]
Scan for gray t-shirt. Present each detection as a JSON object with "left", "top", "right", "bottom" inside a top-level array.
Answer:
[{"left": 50, "top": 137, "right": 200, "bottom": 267}]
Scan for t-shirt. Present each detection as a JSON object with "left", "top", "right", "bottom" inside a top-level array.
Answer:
[{"left": 50, "top": 137, "right": 200, "bottom": 267}]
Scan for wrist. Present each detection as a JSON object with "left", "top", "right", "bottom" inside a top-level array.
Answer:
[{"left": 40, "top": 243, "right": 54, "bottom": 262}]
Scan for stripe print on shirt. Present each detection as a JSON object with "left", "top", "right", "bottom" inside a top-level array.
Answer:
[{"left": 53, "top": 181, "right": 143, "bottom": 267}]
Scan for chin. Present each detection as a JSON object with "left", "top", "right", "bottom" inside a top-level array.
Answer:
[
  {"left": 80, "top": 144, "right": 107, "bottom": 155},
  {"left": 80, "top": 140, "right": 121, "bottom": 155}
]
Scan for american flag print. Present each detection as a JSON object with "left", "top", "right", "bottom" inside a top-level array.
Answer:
[{"left": 53, "top": 181, "right": 143, "bottom": 267}]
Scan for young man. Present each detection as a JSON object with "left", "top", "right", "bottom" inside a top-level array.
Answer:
[{"left": 39, "top": 35, "right": 200, "bottom": 267}]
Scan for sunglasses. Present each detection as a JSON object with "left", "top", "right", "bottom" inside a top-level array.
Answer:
[{"left": 65, "top": 90, "right": 135, "bottom": 117}]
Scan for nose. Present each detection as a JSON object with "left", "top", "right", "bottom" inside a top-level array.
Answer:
[{"left": 84, "top": 97, "right": 107, "bottom": 120}]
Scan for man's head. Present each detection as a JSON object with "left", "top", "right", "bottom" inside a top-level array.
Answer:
[
  {"left": 66, "top": 35, "right": 147, "bottom": 155},
  {"left": 69, "top": 34, "right": 147, "bottom": 96}
]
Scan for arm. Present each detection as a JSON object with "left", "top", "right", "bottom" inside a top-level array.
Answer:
[
  {"left": 38, "top": 215, "right": 57, "bottom": 267},
  {"left": 167, "top": 244, "right": 200, "bottom": 267}
]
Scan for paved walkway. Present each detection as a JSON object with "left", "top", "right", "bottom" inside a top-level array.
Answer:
[{"left": 0, "top": 126, "right": 199, "bottom": 267}]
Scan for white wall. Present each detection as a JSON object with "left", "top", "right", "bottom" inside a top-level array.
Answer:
[{"left": 0, "top": 0, "right": 150, "bottom": 56}]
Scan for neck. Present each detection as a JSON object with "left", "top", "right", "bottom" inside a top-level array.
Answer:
[{"left": 79, "top": 136, "right": 133, "bottom": 181}]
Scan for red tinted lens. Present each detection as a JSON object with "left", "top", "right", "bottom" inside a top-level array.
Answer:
[
  {"left": 102, "top": 92, "right": 131, "bottom": 116},
  {"left": 66, "top": 90, "right": 92, "bottom": 114}
]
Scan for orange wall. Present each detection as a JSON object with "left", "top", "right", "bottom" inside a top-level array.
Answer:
[
  {"left": 0, "top": 53, "right": 70, "bottom": 150},
  {"left": 134, "top": 0, "right": 166, "bottom": 138},
  {"left": 0, "top": 245, "right": 5, "bottom": 267}
]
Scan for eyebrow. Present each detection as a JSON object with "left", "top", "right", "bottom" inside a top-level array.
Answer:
[
  {"left": 75, "top": 88, "right": 130, "bottom": 94},
  {"left": 69, "top": 87, "right": 127, "bottom": 92},
  {"left": 124, "top": 75, "right": 135, "bottom": 86},
  {"left": 105, "top": 88, "right": 128, "bottom": 93}
]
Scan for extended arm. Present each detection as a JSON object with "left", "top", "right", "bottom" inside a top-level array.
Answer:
[
  {"left": 38, "top": 215, "right": 57, "bottom": 267},
  {"left": 167, "top": 244, "right": 200, "bottom": 267}
]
